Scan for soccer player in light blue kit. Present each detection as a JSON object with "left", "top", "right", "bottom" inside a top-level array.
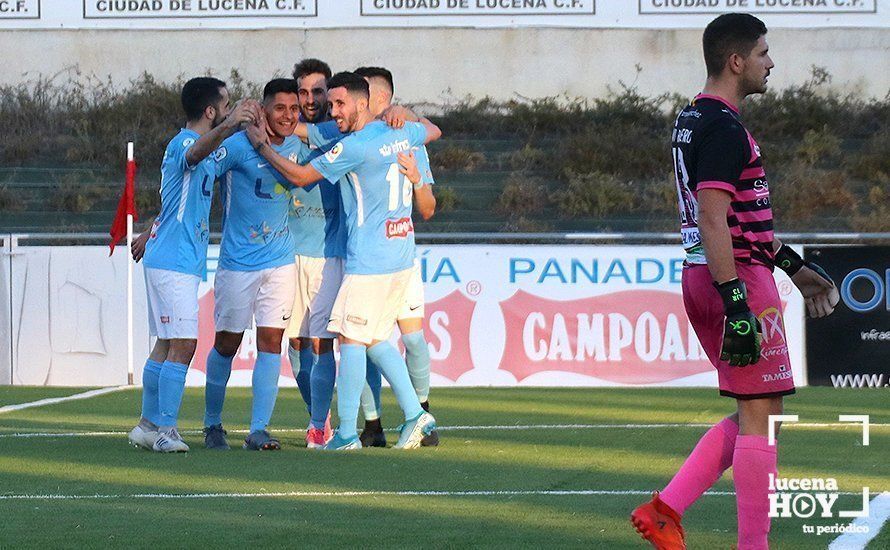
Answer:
[
  {"left": 128, "top": 77, "right": 259, "bottom": 453},
  {"left": 201, "top": 79, "right": 305, "bottom": 451},
  {"left": 354, "top": 66, "right": 440, "bottom": 448},
  {"left": 283, "top": 59, "right": 345, "bottom": 448},
  {"left": 246, "top": 72, "right": 442, "bottom": 450}
]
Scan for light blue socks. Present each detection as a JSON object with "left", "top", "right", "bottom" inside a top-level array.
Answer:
[
  {"left": 250, "top": 351, "right": 281, "bottom": 433},
  {"left": 336, "top": 344, "right": 367, "bottom": 439},
  {"left": 157, "top": 361, "right": 189, "bottom": 427},
  {"left": 367, "top": 341, "right": 423, "bottom": 422},
  {"left": 140, "top": 359, "right": 163, "bottom": 425},
  {"left": 204, "top": 348, "right": 233, "bottom": 427},
  {"left": 361, "top": 361, "right": 383, "bottom": 421},
  {"left": 289, "top": 345, "right": 314, "bottom": 413},
  {"left": 309, "top": 351, "right": 336, "bottom": 430},
  {"left": 403, "top": 331, "right": 431, "bottom": 403}
]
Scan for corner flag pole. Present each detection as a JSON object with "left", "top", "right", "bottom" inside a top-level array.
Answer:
[{"left": 126, "top": 142, "right": 135, "bottom": 386}]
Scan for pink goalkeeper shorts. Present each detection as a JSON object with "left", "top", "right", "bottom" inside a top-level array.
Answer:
[{"left": 682, "top": 263, "right": 796, "bottom": 400}]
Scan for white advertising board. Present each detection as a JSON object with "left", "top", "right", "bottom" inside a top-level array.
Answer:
[
  {"left": 3, "top": 243, "right": 806, "bottom": 389},
  {"left": 182, "top": 244, "right": 806, "bottom": 389},
  {"left": 0, "top": 0, "right": 885, "bottom": 29}
]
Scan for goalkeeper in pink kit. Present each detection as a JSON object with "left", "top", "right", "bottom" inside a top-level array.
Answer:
[{"left": 630, "top": 13, "right": 839, "bottom": 550}]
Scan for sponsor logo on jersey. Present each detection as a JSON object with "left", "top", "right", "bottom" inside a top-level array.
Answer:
[
  {"left": 325, "top": 142, "right": 343, "bottom": 163},
  {"left": 379, "top": 139, "right": 411, "bottom": 157},
  {"left": 385, "top": 217, "right": 414, "bottom": 239}
]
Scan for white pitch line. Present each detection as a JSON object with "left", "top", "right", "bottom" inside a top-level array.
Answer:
[
  {"left": 829, "top": 492, "right": 890, "bottom": 550},
  {"left": 0, "top": 489, "right": 881, "bottom": 502},
  {"left": 440, "top": 423, "right": 890, "bottom": 430},
  {"left": 0, "top": 386, "right": 130, "bottom": 415},
  {"left": 1, "top": 422, "right": 887, "bottom": 439},
  {"left": 0, "top": 490, "right": 731, "bottom": 501}
]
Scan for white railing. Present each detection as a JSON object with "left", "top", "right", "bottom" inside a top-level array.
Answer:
[{"left": 5, "top": 232, "right": 890, "bottom": 244}]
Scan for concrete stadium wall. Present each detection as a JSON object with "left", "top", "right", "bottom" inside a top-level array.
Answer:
[{"left": 1, "top": 28, "right": 888, "bottom": 101}]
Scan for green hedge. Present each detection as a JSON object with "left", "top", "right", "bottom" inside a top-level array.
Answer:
[{"left": 0, "top": 68, "right": 887, "bottom": 233}]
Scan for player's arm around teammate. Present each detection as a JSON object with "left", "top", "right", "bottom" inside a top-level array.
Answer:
[
  {"left": 130, "top": 100, "right": 260, "bottom": 261},
  {"left": 400, "top": 150, "right": 436, "bottom": 221},
  {"left": 246, "top": 119, "right": 325, "bottom": 188}
]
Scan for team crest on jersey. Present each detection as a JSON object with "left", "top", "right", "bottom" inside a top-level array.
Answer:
[
  {"left": 385, "top": 217, "right": 414, "bottom": 239},
  {"left": 182, "top": 138, "right": 195, "bottom": 148},
  {"left": 213, "top": 147, "right": 227, "bottom": 162},
  {"left": 288, "top": 152, "right": 298, "bottom": 163},
  {"left": 325, "top": 143, "right": 343, "bottom": 163}
]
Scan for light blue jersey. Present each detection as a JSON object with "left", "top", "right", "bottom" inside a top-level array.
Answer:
[
  {"left": 216, "top": 131, "right": 301, "bottom": 272},
  {"left": 310, "top": 120, "right": 427, "bottom": 275},
  {"left": 143, "top": 129, "right": 215, "bottom": 277},
  {"left": 288, "top": 121, "right": 347, "bottom": 259},
  {"left": 413, "top": 144, "right": 435, "bottom": 186},
  {"left": 310, "top": 120, "right": 435, "bottom": 188}
]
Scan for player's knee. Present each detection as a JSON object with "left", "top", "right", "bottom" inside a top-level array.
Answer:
[
  {"left": 737, "top": 396, "right": 784, "bottom": 436},
  {"left": 149, "top": 339, "right": 171, "bottom": 362},
  {"left": 289, "top": 337, "right": 302, "bottom": 351},
  {"left": 313, "top": 338, "right": 334, "bottom": 355},
  {"left": 213, "top": 331, "right": 242, "bottom": 357},
  {"left": 398, "top": 318, "right": 423, "bottom": 336},
  {"left": 256, "top": 328, "right": 285, "bottom": 353},
  {"left": 167, "top": 339, "right": 198, "bottom": 364}
]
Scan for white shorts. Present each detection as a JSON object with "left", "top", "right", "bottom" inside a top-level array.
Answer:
[
  {"left": 397, "top": 259, "right": 425, "bottom": 320},
  {"left": 213, "top": 264, "right": 297, "bottom": 333},
  {"left": 285, "top": 255, "right": 344, "bottom": 340},
  {"left": 328, "top": 267, "right": 413, "bottom": 345},
  {"left": 144, "top": 267, "right": 201, "bottom": 340}
]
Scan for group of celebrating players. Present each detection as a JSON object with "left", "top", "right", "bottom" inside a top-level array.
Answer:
[
  {"left": 128, "top": 59, "right": 442, "bottom": 453},
  {"left": 123, "top": 12, "right": 847, "bottom": 550}
]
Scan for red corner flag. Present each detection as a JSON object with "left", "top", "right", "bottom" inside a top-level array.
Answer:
[{"left": 109, "top": 143, "right": 138, "bottom": 255}]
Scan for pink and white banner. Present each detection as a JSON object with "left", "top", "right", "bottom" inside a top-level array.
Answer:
[{"left": 185, "top": 245, "right": 806, "bottom": 388}]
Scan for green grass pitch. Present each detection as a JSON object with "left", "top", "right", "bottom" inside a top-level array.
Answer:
[{"left": 0, "top": 386, "right": 887, "bottom": 548}]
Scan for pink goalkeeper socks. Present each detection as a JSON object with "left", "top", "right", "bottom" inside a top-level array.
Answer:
[
  {"left": 660, "top": 416, "right": 739, "bottom": 515},
  {"left": 733, "top": 434, "right": 777, "bottom": 550}
]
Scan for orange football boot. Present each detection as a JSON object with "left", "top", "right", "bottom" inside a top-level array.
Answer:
[{"left": 630, "top": 492, "right": 687, "bottom": 550}]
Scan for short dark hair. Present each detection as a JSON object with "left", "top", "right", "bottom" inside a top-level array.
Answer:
[
  {"left": 354, "top": 66, "right": 394, "bottom": 95},
  {"left": 326, "top": 72, "right": 370, "bottom": 99},
  {"left": 181, "top": 77, "right": 226, "bottom": 121},
  {"left": 703, "top": 13, "right": 767, "bottom": 77},
  {"left": 293, "top": 58, "right": 332, "bottom": 82},
  {"left": 262, "top": 78, "right": 300, "bottom": 101}
]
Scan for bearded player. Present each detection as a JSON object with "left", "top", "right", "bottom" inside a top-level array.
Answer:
[{"left": 630, "top": 14, "right": 838, "bottom": 550}]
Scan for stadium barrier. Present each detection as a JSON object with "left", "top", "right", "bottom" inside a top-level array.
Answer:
[{"left": 2, "top": 233, "right": 888, "bottom": 389}]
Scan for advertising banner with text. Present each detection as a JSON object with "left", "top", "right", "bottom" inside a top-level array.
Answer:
[
  {"left": 186, "top": 244, "right": 806, "bottom": 388},
  {"left": 805, "top": 246, "right": 890, "bottom": 389},
  {"left": 0, "top": 1, "right": 884, "bottom": 29}
]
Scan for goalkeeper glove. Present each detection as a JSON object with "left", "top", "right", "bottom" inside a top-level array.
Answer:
[{"left": 715, "top": 278, "right": 762, "bottom": 367}]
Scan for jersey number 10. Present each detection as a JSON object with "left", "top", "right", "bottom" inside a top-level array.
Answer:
[{"left": 386, "top": 163, "right": 412, "bottom": 211}]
